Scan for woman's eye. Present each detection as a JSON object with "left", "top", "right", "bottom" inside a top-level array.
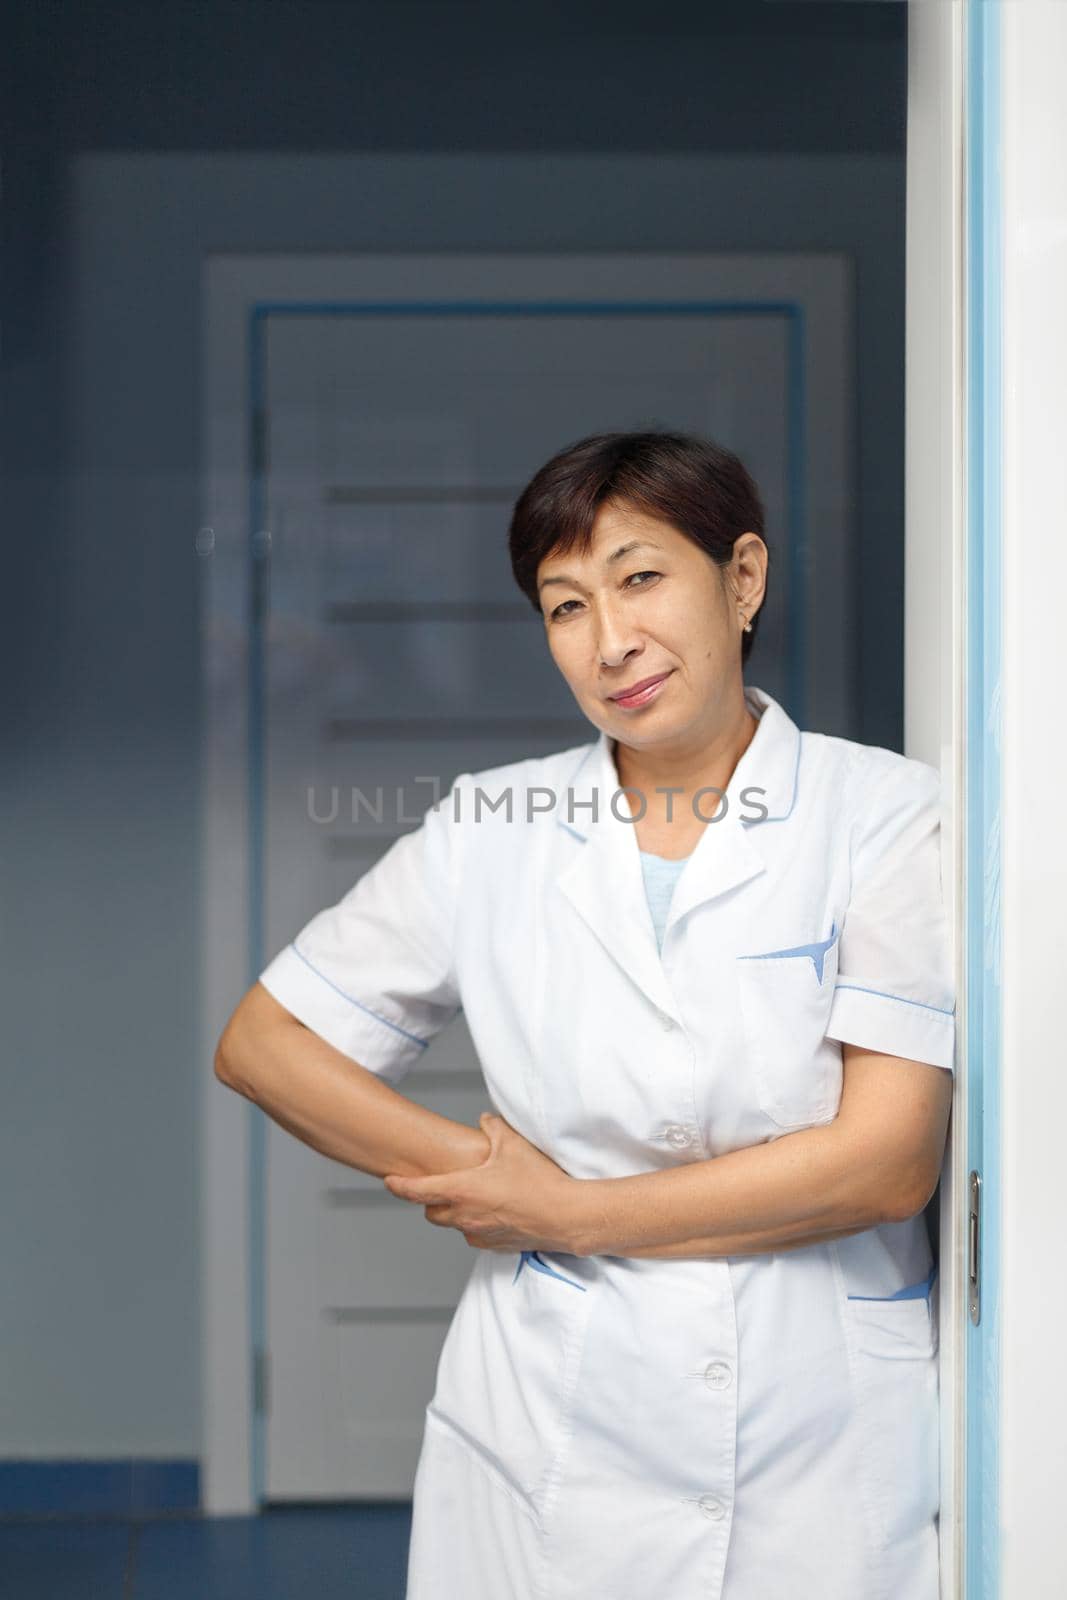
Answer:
[{"left": 549, "top": 571, "right": 661, "bottom": 621}]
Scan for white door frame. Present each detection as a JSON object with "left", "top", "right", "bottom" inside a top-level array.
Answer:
[{"left": 905, "top": 4, "right": 967, "bottom": 1596}]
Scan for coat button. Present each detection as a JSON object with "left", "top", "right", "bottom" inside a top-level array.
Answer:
[
  {"left": 664, "top": 1124, "right": 693, "bottom": 1149},
  {"left": 698, "top": 1495, "right": 726, "bottom": 1520},
  {"left": 704, "top": 1361, "right": 732, "bottom": 1389}
]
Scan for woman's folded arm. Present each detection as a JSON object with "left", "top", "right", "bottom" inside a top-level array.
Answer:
[
  {"left": 215, "top": 981, "right": 491, "bottom": 1181},
  {"left": 567, "top": 1043, "right": 953, "bottom": 1260}
]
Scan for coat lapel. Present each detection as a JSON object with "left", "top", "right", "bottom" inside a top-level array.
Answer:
[
  {"left": 554, "top": 685, "right": 802, "bottom": 1020},
  {"left": 555, "top": 731, "right": 681, "bottom": 1020}
]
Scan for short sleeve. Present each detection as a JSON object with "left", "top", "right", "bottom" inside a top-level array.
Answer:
[
  {"left": 256, "top": 778, "right": 467, "bottom": 1084},
  {"left": 825, "top": 751, "right": 956, "bottom": 1072}
]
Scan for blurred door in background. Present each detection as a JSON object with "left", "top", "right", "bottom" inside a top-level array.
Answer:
[{"left": 203, "top": 252, "right": 854, "bottom": 1500}]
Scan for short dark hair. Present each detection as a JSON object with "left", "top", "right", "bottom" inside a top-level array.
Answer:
[{"left": 507, "top": 429, "right": 767, "bottom": 666}]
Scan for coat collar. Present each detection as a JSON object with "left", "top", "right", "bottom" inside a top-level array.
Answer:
[{"left": 553, "top": 685, "right": 802, "bottom": 1021}]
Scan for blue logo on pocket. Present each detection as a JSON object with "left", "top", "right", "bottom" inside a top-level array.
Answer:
[
  {"left": 513, "top": 1249, "right": 587, "bottom": 1291},
  {"left": 738, "top": 920, "right": 839, "bottom": 983},
  {"left": 847, "top": 1262, "right": 938, "bottom": 1302}
]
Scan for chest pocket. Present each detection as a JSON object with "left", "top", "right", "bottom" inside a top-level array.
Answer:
[{"left": 736, "top": 921, "right": 841, "bottom": 1129}]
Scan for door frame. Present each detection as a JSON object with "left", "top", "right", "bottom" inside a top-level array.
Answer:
[
  {"left": 904, "top": 3, "right": 968, "bottom": 1595},
  {"left": 907, "top": 2, "right": 1002, "bottom": 1596}
]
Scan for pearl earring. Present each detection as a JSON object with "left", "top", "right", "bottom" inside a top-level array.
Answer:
[{"left": 739, "top": 610, "right": 753, "bottom": 634}]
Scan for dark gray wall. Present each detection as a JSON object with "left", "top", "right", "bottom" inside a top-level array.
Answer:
[{"left": 1, "top": 1, "right": 906, "bottom": 1456}]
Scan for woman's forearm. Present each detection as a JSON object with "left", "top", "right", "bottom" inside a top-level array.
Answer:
[
  {"left": 612, "top": 1220, "right": 876, "bottom": 1261},
  {"left": 215, "top": 983, "right": 491, "bottom": 1180},
  {"left": 569, "top": 1120, "right": 905, "bottom": 1259}
]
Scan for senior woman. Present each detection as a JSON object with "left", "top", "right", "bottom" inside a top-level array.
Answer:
[{"left": 216, "top": 429, "right": 955, "bottom": 1600}]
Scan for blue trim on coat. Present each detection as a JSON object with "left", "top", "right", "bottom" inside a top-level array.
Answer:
[
  {"left": 833, "top": 981, "right": 955, "bottom": 1018},
  {"left": 288, "top": 941, "right": 431, "bottom": 1048},
  {"left": 513, "top": 1250, "right": 587, "bottom": 1291},
  {"left": 738, "top": 920, "right": 838, "bottom": 982},
  {"left": 847, "top": 1263, "right": 938, "bottom": 1302}
]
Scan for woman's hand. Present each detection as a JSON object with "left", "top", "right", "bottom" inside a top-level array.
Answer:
[{"left": 383, "top": 1112, "right": 587, "bottom": 1255}]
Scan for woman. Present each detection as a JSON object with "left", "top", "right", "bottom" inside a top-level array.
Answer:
[{"left": 217, "top": 430, "right": 955, "bottom": 1600}]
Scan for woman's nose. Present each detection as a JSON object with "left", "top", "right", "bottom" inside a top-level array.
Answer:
[{"left": 594, "top": 603, "right": 643, "bottom": 666}]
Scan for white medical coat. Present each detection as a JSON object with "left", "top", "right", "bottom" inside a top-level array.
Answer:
[{"left": 258, "top": 683, "right": 956, "bottom": 1600}]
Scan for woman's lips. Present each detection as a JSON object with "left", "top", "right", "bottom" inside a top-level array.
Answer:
[{"left": 609, "top": 671, "right": 673, "bottom": 709}]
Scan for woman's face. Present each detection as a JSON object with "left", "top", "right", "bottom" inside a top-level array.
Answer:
[{"left": 536, "top": 499, "right": 766, "bottom": 749}]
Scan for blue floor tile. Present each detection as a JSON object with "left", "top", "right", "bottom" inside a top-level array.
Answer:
[
  {"left": 0, "top": 1520, "right": 130, "bottom": 1600},
  {"left": 132, "top": 1505, "right": 412, "bottom": 1600},
  {"left": 0, "top": 1460, "right": 192, "bottom": 1519}
]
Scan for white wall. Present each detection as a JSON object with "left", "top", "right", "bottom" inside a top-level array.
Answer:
[{"left": 1000, "top": 3, "right": 1067, "bottom": 1593}]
